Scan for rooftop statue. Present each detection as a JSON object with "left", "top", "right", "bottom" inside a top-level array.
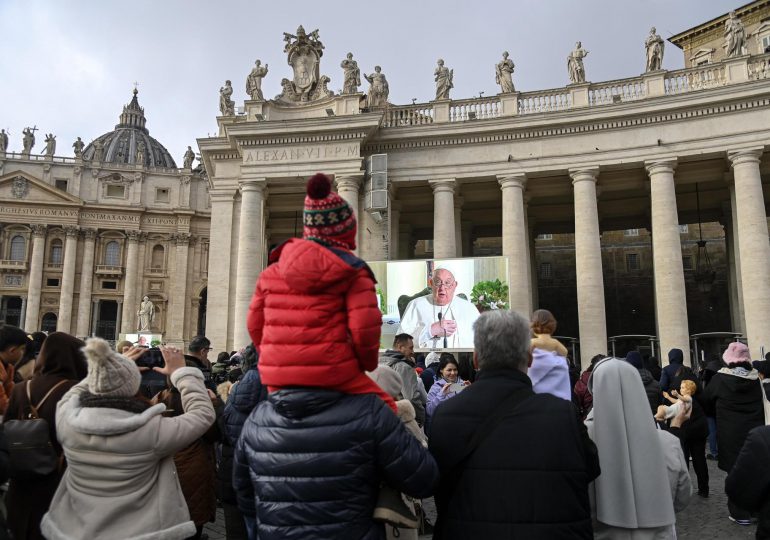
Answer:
[
  {"left": 21, "top": 126, "right": 36, "bottom": 156},
  {"left": 364, "top": 65, "right": 389, "bottom": 109},
  {"left": 341, "top": 52, "right": 361, "bottom": 94},
  {"left": 183, "top": 146, "right": 196, "bottom": 169},
  {"left": 0, "top": 129, "right": 8, "bottom": 153},
  {"left": 495, "top": 51, "right": 515, "bottom": 93},
  {"left": 219, "top": 80, "right": 235, "bottom": 116},
  {"left": 645, "top": 27, "right": 664, "bottom": 72},
  {"left": 136, "top": 140, "right": 145, "bottom": 165},
  {"left": 43, "top": 133, "right": 56, "bottom": 157},
  {"left": 92, "top": 139, "right": 104, "bottom": 162},
  {"left": 246, "top": 59, "right": 269, "bottom": 101},
  {"left": 276, "top": 25, "right": 333, "bottom": 104},
  {"left": 72, "top": 137, "right": 84, "bottom": 158},
  {"left": 724, "top": 11, "right": 746, "bottom": 58},
  {"left": 567, "top": 41, "right": 589, "bottom": 84},
  {"left": 434, "top": 59, "right": 454, "bottom": 100}
]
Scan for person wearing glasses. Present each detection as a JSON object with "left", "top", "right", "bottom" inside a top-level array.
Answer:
[
  {"left": 185, "top": 336, "right": 216, "bottom": 392},
  {"left": 398, "top": 268, "right": 480, "bottom": 349}
]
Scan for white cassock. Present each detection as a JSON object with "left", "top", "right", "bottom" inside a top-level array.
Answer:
[{"left": 397, "top": 295, "right": 481, "bottom": 349}]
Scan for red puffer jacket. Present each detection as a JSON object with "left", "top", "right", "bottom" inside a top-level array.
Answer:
[{"left": 248, "top": 238, "right": 395, "bottom": 411}]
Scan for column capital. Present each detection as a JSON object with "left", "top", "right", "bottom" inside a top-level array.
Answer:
[
  {"left": 209, "top": 187, "right": 237, "bottom": 201},
  {"left": 569, "top": 167, "right": 599, "bottom": 185},
  {"left": 497, "top": 174, "right": 527, "bottom": 190},
  {"left": 64, "top": 225, "right": 79, "bottom": 237},
  {"left": 80, "top": 227, "right": 97, "bottom": 240},
  {"left": 30, "top": 224, "right": 47, "bottom": 237},
  {"left": 429, "top": 178, "right": 456, "bottom": 194},
  {"left": 644, "top": 159, "right": 677, "bottom": 176},
  {"left": 239, "top": 179, "right": 267, "bottom": 194},
  {"left": 334, "top": 175, "right": 362, "bottom": 192},
  {"left": 170, "top": 232, "right": 192, "bottom": 246},
  {"left": 728, "top": 147, "right": 764, "bottom": 167},
  {"left": 126, "top": 230, "right": 141, "bottom": 242}
]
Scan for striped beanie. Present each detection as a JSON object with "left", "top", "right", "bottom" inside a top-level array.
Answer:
[{"left": 303, "top": 173, "right": 357, "bottom": 250}]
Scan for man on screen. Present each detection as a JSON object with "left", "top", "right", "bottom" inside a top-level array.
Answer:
[{"left": 397, "top": 268, "right": 481, "bottom": 349}]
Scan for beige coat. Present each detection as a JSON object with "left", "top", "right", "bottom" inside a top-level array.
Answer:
[{"left": 41, "top": 367, "right": 216, "bottom": 540}]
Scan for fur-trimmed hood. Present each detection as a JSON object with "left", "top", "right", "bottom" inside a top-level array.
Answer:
[
  {"left": 396, "top": 399, "right": 428, "bottom": 447},
  {"left": 64, "top": 395, "right": 166, "bottom": 436}
]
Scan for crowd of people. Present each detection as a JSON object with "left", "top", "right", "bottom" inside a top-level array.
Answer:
[{"left": 0, "top": 172, "right": 767, "bottom": 539}]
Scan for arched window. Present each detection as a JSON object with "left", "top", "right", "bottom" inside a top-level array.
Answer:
[
  {"left": 151, "top": 245, "right": 165, "bottom": 268},
  {"left": 9, "top": 236, "right": 25, "bottom": 261},
  {"left": 104, "top": 241, "right": 120, "bottom": 266},
  {"left": 50, "top": 239, "right": 63, "bottom": 265},
  {"left": 41, "top": 312, "right": 57, "bottom": 333}
]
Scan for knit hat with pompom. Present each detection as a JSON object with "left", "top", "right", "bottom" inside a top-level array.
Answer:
[
  {"left": 82, "top": 337, "right": 141, "bottom": 397},
  {"left": 303, "top": 173, "right": 357, "bottom": 250}
]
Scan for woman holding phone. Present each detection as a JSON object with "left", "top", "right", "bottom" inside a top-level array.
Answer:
[{"left": 426, "top": 354, "right": 470, "bottom": 431}]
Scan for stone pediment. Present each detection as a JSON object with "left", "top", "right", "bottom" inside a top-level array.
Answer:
[{"left": 0, "top": 171, "right": 82, "bottom": 205}]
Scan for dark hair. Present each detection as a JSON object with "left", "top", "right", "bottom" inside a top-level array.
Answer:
[
  {"left": 438, "top": 354, "right": 458, "bottom": 377},
  {"left": 531, "top": 309, "right": 557, "bottom": 335},
  {"left": 0, "top": 325, "right": 29, "bottom": 352},
  {"left": 393, "top": 333, "right": 413, "bottom": 348},
  {"left": 588, "top": 354, "right": 606, "bottom": 372},
  {"left": 188, "top": 335, "right": 211, "bottom": 353},
  {"left": 241, "top": 344, "right": 259, "bottom": 372},
  {"left": 216, "top": 352, "right": 230, "bottom": 364}
]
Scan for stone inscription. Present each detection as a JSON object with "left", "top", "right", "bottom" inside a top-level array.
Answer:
[
  {"left": 81, "top": 211, "right": 140, "bottom": 223},
  {"left": 0, "top": 206, "right": 79, "bottom": 218},
  {"left": 142, "top": 216, "right": 177, "bottom": 226},
  {"left": 243, "top": 143, "right": 359, "bottom": 164}
]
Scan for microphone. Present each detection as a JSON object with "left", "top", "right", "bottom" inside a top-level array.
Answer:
[{"left": 438, "top": 311, "right": 447, "bottom": 348}]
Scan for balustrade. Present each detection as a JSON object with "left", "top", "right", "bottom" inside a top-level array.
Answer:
[
  {"left": 518, "top": 89, "right": 572, "bottom": 114},
  {"left": 664, "top": 63, "right": 726, "bottom": 94},
  {"left": 588, "top": 77, "right": 646, "bottom": 105},
  {"left": 449, "top": 97, "right": 501, "bottom": 121},
  {"left": 383, "top": 104, "right": 434, "bottom": 127}
]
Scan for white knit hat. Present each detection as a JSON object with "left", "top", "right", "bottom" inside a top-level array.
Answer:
[{"left": 83, "top": 337, "right": 141, "bottom": 397}]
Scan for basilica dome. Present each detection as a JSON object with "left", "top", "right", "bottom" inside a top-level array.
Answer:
[{"left": 82, "top": 89, "right": 177, "bottom": 168}]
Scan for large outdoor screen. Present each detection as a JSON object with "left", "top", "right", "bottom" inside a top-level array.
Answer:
[{"left": 368, "top": 257, "right": 509, "bottom": 352}]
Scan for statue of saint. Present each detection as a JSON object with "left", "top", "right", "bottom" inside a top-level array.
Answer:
[
  {"left": 246, "top": 60, "right": 269, "bottom": 101},
  {"left": 21, "top": 127, "right": 36, "bottom": 156},
  {"left": 567, "top": 41, "right": 589, "bottom": 84},
  {"left": 644, "top": 28, "right": 665, "bottom": 72},
  {"left": 219, "top": 80, "right": 235, "bottom": 116},
  {"left": 183, "top": 146, "right": 195, "bottom": 168},
  {"left": 43, "top": 133, "right": 56, "bottom": 156},
  {"left": 0, "top": 129, "right": 8, "bottom": 153},
  {"left": 364, "top": 66, "right": 389, "bottom": 108},
  {"left": 72, "top": 137, "right": 84, "bottom": 157},
  {"left": 495, "top": 51, "right": 516, "bottom": 93},
  {"left": 137, "top": 295, "right": 155, "bottom": 332},
  {"left": 725, "top": 11, "right": 746, "bottom": 58},
  {"left": 136, "top": 141, "right": 145, "bottom": 165},
  {"left": 341, "top": 52, "right": 361, "bottom": 94},
  {"left": 92, "top": 140, "right": 104, "bottom": 162},
  {"left": 434, "top": 59, "right": 453, "bottom": 100}
]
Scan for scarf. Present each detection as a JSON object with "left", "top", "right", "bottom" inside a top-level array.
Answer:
[
  {"left": 586, "top": 358, "right": 676, "bottom": 529},
  {"left": 80, "top": 391, "right": 152, "bottom": 414}
]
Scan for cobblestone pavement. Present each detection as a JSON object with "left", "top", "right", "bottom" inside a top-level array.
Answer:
[{"left": 206, "top": 460, "right": 756, "bottom": 539}]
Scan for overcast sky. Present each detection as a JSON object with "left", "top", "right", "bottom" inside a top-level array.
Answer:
[{"left": 0, "top": 0, "right": 739, "bottom": 165}]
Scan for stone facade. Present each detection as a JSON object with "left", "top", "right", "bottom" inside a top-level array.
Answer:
[{"left": 0, "top": 91, "right": 209, "bottom": 347}]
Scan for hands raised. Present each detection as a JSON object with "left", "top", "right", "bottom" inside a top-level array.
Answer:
[{"left": 152, "top": 346, "right": 186, "bottom": 377}]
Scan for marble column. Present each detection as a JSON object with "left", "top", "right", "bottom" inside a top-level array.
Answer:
[
  {"left": 75, "top": 228, "right": 97, "bottom": 337},
  {"left": 729, "top": 148, "right": 770, "bottom": 357},
  {"left": 429, "top": 179, "right": 457, "bottom": 259},
  {"left": 91, "top": 300, "right": 99, "bottom": 337},
  {"left": 389, "top": 201, "right": 401, "bottom": 260},
  {"left": 498, "top": 174, "right": 531, "bottom": 316},
  {"left": 116, "top": 301, "right": 123, "bottom": 335},
  {"left": 56, "top": 225, "right": 79, "bottom": 333},
  {"left": 727, "top": 182, "right": 746, "bottom": 334},
  {"left": 206, "top": 189, "right": 236, "bottom": 351},
  {"left": 120, "top": 231, "right": 140, "bottom": 334},
  {"left": 646, "top": 160, "right": 690, "bottom": 362},
  {"left": 24, "top": 224, "right": 46, "bottom": 330},
  {"left": 234, "top": 180, "right": 266, "bottom": 348},
  {"left": 570, "top": 168, "right": 607, "bottom": 369},
  {"left": 168, "top": 233, "right": 191, "bottom": 340},
  {"left": 454, "top": 197, "right": 463, "bottom": 257},
  {"left": 19, "top": 297, "right": 27, "bottom": 329},
  {"left": 335, "top": 176, "right": 362, "bottom": 253}
]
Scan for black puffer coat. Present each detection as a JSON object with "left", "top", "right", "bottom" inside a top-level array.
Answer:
[
  {"left": 726, "top": 425, "right": 770, "bottom": 539},
  {"left": 233, "top": 389, "right": 439, "bottom": 540},
  {"left": 429, "top": 368, "right": 600, "bottom": 540},
  {"left": 639, "top": 368, "right": 662, "bottom": 414},
  {"left": 703, "top": 370, "right": 764, "bottom": 472},
  {"left": 222, "top": 368, "right": 267, "bottom": 514}
]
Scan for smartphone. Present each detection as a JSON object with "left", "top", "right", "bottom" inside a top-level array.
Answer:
[{"left": 135, "top": 347, "right": 165, "bottom": 370}]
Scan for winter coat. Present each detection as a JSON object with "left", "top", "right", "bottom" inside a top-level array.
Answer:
[
  {"left": 574, "top": 369, "right": 593, "bottom": 419},
  {"left": 420, "top": 365, "right": 438, "bottom": 394},
  {"left": 639, "top": 368, "right": 662, "bottom": 415},
  {"left": 529, "top": 348, "right": 572, "bottom": 401},
  {"left": 154, "top": 388, "right": 220, "bottom": 527},
  {"left": 223, "top": 367, "right": 267, "bottom": 516},
  {"left": 247, "top": 239, "right": 393, "bottom": 408},
  {"left": 703, "top": 369, "right": 764, "bottom": 472},
  {"left": 233, "top": 389, "right": 439, "bottom": 540},
  {"left": 40, "top": 367, "right": 216, "bottom": 540},
  {"left": 429, "top": 368, "right": 600, "bottom": 540},
  {"left": 379, "top": 350, "right": 426, "bottom": 425},
  {"left": 660, "top": 350, "right": 685, "bottom": 393},
  {"left": 425, "top": 377, "right": 465, "bottom": 429},
  {"left": 4, "top": 375, "right": 78, "bottom": 540},
  {"left": 726, "top": 425, "right": 770, "bottom": 540}
]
